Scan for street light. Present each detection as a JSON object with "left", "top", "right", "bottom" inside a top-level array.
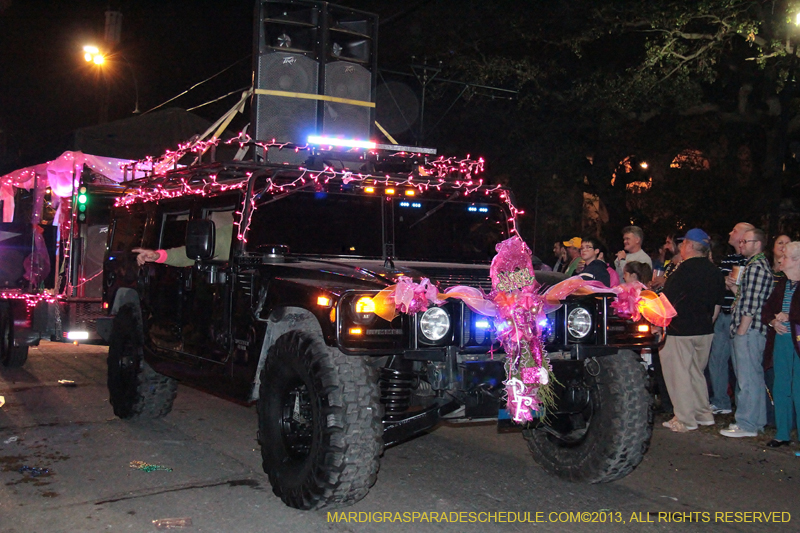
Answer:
[{"left": 82, "top": 44, "right": 140, "bottom": 115}]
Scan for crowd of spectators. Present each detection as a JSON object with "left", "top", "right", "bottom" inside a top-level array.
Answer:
[{"left": 546, "top": 223, "right": 800, "bottom": 444}]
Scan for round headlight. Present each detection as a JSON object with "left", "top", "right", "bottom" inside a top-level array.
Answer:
[
  {"left": 420, "top": 307, "right": 450, "bottom": 341},
  {"left": 567, "top": 307, "right": 592, "bottom": 338}
]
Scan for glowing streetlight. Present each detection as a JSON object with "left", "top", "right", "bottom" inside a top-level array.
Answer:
[
  {"left": 83, "top": 45, "right": 105, "bottom": 65},
  {"left": 639, "top": 161, "right": 648, "bottom": 169},
  {"left": 82, "top": 44, "right": 140, "bottom": 115}
]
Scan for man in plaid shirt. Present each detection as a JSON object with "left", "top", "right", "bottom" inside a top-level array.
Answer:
[{"left": 721, "top": 228, "right": 772, "bottom": 438}]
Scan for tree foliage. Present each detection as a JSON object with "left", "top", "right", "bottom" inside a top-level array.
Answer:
[{"left": 371, "top": 0, "right": 800, "bottom": 257}]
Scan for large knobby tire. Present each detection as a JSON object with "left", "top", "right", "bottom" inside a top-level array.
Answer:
[
  {"left": 107, "top": 304, "right": 177, "bottom": 419},
  {"left": 257, "top": 331, "right": 384, "bottom": 510},
  {"left": 0, "top": 304, "right": 27, "bottom": 368},
  {"left": 524, "top": 350, "right": 653, "bottom": 483}
]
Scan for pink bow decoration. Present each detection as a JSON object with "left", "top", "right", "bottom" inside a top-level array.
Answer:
[{"left": 443, "top": 285, "right": 498, "bottom": 316}]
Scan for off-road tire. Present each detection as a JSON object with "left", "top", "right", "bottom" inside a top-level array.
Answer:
[
  {"left": 107, "top": 304, "right": 177, "bottom": 419},
  {"left": 258, "top": 331, "right": 384, "bottom": 510},
  {"left": 524, "top": 350, "right": 652, "bottom": 483},
  {"left": 0, "top": 304, "right": 27, "bottom": 368}
]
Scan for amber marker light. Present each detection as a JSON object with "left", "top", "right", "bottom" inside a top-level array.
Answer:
[
  {"left": 637, "top": 324, "right": 650, "bottom": 333},
  {"left": 364, "top": 187, "right": 375, "bottom": 193},
  {"left": 329, "top": 308, "right": 336, "bottom": 322},
  {"left": 404, "top": 189, "right": 415, "bottom": 196},
  {"left": 349, "top": 327, "right": 363, "bottom": 335},
  {"left": 385, "top": 188, "right": 395, "bottom": 195},
  {"left": 317, "top": 296, "right": 331, "bottom": 307}
]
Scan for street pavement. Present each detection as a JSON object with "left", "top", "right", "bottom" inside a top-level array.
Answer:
[{"left": 1, "top": 342, "right": 798, "bottom": 532}]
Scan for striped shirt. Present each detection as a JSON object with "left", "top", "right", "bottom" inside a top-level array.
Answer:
[
  {"left": 730, "top": 253, "right": 773, "bottom": 336},
  {"left": 780, "top": 282, "right": 797, "bottom": 334}
]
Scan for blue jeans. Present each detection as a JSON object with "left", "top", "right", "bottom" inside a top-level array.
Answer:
[
  {"left": 773, "top": 334, "right": 800, "bottom": 442},
  {"left": 731, "top": 330, "right": 767, "bottom": 433},
  {"left": 708, "top": 313, "right": 734, "bottom": 410}
]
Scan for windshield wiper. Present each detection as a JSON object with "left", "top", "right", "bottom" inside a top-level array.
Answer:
[{"left": 409, "top": 191, "right": 460, "bottom": 229}]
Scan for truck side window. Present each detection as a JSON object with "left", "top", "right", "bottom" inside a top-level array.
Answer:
[
  {"left": 109, "top": 210, "right": 147, "bottom": 252},
  {"left": 204, "top": 209, "right": 234, "bottom": 261},
  {"left": 160, "top": 212, "right": 190, "bottom": 250}
]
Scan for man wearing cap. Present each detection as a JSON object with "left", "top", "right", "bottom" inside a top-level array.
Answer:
[
  {"left": 721, "top": 227, "right": 772, "bottom": 438},
  {"left": 660, "top": 228, "right": 726, "bottom": 432},
  {"left": 563, "top": 237, "right": 583, "bottom": 275},
  {"left": 615, "top": 225, "right": 653, "bottom": 278}
]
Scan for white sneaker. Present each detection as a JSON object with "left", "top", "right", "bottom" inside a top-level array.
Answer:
[
  {"left": 711, "top": 404, "right": 732, "bottom": 415},
  {"left": 720, "top": 424, "right": 757, "bottom": 438},
  {"left": 696, "top": 419, "right": 715, "bottom": 426}
]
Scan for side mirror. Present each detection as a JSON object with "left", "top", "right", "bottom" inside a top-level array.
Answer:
[{"left": 185, "top": 219, "right": 215, "bottom": 261}]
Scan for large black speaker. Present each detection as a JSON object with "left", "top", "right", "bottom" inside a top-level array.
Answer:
[{"left": 252, "top": 0, "right": 377, "bottom": 155}]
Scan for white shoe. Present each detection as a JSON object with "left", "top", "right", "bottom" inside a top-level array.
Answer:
[
  {"left": 711, "top": 404, "right": 732, "bottom": 415},
  {"left": 696, "top": 419, "right": 715, "bottom": 426},
  {"left": 662, "top": 417, "right": 697, "bottom": 432},
  {"left": 720, "top": 424, "right": 757, "bottom": 438}
]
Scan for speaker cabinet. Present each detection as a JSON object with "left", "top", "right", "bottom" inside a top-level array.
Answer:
[
  {"left": 80, "top": 224, "right": 108, "bottom": 298},
  {"left": 252, "top": 0, "right": 377, "bottom": 151}
]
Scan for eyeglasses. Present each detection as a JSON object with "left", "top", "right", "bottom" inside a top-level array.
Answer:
[{"left": 739, "top": 239, "right": 758, "bottom": 244}]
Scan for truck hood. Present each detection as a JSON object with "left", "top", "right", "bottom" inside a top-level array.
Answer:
[{"left": 271, "top": 257, "right": 566, "bottom": 293}]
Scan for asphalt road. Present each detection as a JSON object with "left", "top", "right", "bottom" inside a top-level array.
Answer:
[{"left": 1, "top": 342, "right": 798, "bottom": 533}]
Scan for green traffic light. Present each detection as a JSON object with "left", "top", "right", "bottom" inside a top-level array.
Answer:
[{"left": 78, "top": 194, "right": 87, "bottom": 204}]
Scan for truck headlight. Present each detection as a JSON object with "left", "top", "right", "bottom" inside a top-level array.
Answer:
[
  {"left": 420, "top": 307, "right": 450, "bottom": 341},
  {"left": 350, "top": 295, "right": 377, "bottom": 325},
  {"left": 567, "top": 307, "right": 592, "bottom": 338}
]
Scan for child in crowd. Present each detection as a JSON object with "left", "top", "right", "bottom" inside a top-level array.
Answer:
[{"left": 623, "top": 261, "right": 653, "bottom": 285}]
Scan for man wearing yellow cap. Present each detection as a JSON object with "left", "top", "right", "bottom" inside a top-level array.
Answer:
[{"left": 563, "top": 237, "right": 583, "bottom": 275}]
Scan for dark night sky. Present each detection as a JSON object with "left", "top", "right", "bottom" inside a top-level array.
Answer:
[
  {"left": 0, "top": 1, "right": 257, "bottom": 167},
  {"left": 0, "top": 1, "right": 523, "bottom": 173}
]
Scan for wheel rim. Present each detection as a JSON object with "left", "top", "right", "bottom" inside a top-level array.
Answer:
[
  {"left": 541, "top": 382, "right": 596, "bottom": 445},
  {"left": 280, "top": 380, "right": 314, "bottom": 460}
]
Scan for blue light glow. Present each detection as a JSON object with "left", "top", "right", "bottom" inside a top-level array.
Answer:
[
  {"left": 412, "top": 202, "right": 421, "bottom": 208},
  {"left": 400, "top": 201, "right": 410, "bottom": 207},
  {"left": 467, "top": 206, "right": 478, "bottom": 212},
  {"left": 478, "top": 207, "right": 489, "bottom": 213},
  {"left": 475, "top": 320, "right": 490, "bottom": 329},
  {"left": 399, "top": 201, "right": 421, "bottom": 208},
  {"left": 307, "top": 135, "right": 376, "bottom": 149}
]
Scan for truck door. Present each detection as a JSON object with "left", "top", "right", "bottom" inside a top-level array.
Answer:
[
  {"left": 182, "top": 208, "right": 235, "bottom": 362},
  {"left": 146, "top": 210, "right": 190, "bottom": 353}
]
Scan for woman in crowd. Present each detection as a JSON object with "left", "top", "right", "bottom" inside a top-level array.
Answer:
[
  {"left": 772, "top": 234, "right": 791, "bottom": 273},
  {"left": 761, "top": 241, "right": 800, "bottom": 447}
]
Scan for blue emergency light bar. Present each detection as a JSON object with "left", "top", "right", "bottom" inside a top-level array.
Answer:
[{"left": 307, "top": 135, "right": 377, "bottom": 149}]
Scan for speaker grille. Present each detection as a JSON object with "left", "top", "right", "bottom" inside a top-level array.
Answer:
[
  {"left": 82, "top": 224, "right": 108, "bottom": 298},
  {"left": 254, "top": 52, "right": 319, "bottom": 143},
  {"left": 322, "top": 61, "right": 371, "bottom": 139}
]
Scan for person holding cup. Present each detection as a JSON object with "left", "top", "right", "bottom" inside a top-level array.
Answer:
[
  {"left": 707, "top": 222, "right": 754, "bottom": 416},
  {"left": 721, "top": 227, "right": 772, "bottom": 438}
]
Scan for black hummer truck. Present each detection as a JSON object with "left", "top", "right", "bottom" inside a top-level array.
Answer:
[{"left": 101, "top": 157, "right": 655, "bottom": 510}]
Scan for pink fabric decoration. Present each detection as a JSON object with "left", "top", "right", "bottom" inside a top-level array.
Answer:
[
  {"left": 444, "top": 285, "right": 497, "bottom": 316},
  {"left": 610, "top": 282, "right": 646, "bottom": 320},
  {"left": 394, "top": 276, "right": 444, "bottom": 314}
]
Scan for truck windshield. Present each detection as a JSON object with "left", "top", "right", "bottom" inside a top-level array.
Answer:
[
  {"left": 244, "top": 191, "right": 509, "bottom": 262},
  {"left": 245, "top": 191, "right": 383, "bottom": 257},
  {"left": 392, "top": 199, "right": 509, "bottom": 263}
]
